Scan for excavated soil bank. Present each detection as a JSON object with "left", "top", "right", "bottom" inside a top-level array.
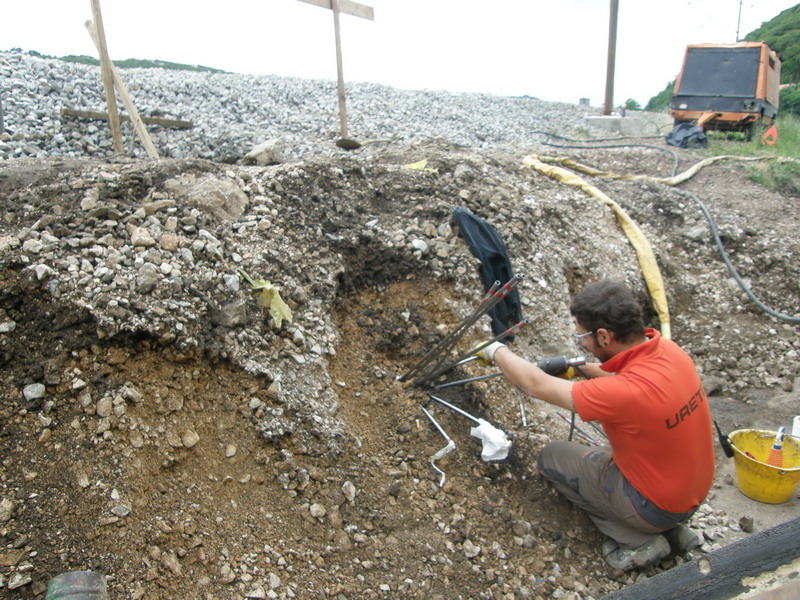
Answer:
[{"left": 1, "top": 142, "right": 799, "bottom": 599}]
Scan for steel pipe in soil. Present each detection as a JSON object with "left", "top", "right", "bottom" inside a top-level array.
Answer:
[
  {"left": 431, "top": 371, "right": 504, "bottom": 390},
  {"left": 398, "top": 281, "right": 501, "bottom": 382},
  {"left": 413, "top": 319, "right": 528, "bottom": 387},
  {"left": 401, "top": 274, "right": 523, "bottom": 383},
  {"left": 421, "top": 405, "right": 457, "bottom": 488},
  {"left": 429, "top": 395, "right": 481, "bottom": 424},
  {"left": 420, "top": 275, "right": 524, "bottom": 377}
]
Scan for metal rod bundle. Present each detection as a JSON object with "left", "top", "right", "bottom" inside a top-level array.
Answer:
[
  {"left": 398, "top": 281, "right": 501, "bottom": 382},
  {"left": 413, "top": 319, "right": 528, "bottom": 387},
  {"left": 400, "top": 275, "right": 524, "bottom": 384}
]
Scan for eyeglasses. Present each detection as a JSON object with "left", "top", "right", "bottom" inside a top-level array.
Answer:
[{"left": 573, "top": 330, "right": 594, "bottom": 342}]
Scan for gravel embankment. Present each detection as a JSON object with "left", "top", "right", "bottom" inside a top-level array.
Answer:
[{"left": 0, "top": 50, "right": 601, "bottom": 162}]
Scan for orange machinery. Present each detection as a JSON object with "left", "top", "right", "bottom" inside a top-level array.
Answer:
[{"left": 669, "top": 42, "right": 781, "bottom": 140}]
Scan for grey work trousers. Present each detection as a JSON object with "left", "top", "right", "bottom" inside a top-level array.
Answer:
[{"left": 537, "top": 441, "right": 691, "bottom": 548}]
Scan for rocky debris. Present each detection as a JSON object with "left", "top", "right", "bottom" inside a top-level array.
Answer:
[{"left": 0, "top": 50, "right": 604, "bottom": 163}]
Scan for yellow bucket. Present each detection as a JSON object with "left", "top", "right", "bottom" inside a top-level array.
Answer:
[{"left": 729, "top": 429, "right": 800, "bottom": 504}]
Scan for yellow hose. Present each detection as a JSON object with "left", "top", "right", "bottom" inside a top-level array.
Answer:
[
  {"left": 533, "top": 154, "right": 796, "bottom": 186},
  {"left": 523, "top": 155, "right": 671, "bottom": 339}
]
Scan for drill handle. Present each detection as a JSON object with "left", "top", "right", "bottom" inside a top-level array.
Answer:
[{"left": 536, "top": 356, "right": 586, "bottom": 376}]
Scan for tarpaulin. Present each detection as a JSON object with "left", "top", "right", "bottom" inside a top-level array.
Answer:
[{"left": 453, "top": 206, "right": 522, "bottom": 340}]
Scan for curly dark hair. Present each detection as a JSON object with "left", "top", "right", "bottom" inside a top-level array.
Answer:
[{"left": 569, "top": 280, "right": 645, "bottom": 343}]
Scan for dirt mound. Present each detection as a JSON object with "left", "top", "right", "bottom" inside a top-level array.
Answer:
[{"left": 1, "top": 142, "right": 798, "bottom": 599}]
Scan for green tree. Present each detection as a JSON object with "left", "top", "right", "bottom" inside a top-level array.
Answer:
[
  {"left": 780, "top": 84, "right": 800, "bottom": 115},
  {"left": 744, "top": 5, "right": 800, "bottom": 83},
  {"left": 623, "top": 98, "right": 641, "bottom": 111},
  {"left": 644, "top": 81, "right": 674, "bottom": 112}
]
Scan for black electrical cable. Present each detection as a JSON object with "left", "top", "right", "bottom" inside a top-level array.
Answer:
[
  {"left": 568, "top": 410, "right": 576, "bottom": 442},
  {"left": 677, "top": 189, "right": 800, "bottom": 324}
]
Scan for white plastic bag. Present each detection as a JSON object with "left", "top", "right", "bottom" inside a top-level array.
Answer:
[{"left": 470, "top": 418, "right": 511, "bottom": 461}]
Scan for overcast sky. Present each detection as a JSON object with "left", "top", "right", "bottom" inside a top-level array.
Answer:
[{"left": 4, "top": 1, "right": 798, "bottom": 106}]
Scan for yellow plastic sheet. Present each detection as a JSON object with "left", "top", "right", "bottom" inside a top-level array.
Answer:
[
  {"left": 238, "top": 270, "right": 293, "bottom": 328},
  {"left": 402, "top": 159, "right": 438, "bottom": 174},
  {"left": 523, "top": 155, "right": 671, "bottom": 339}
]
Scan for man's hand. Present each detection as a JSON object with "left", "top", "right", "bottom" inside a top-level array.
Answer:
[{"left": 475, "top": 341, "right": 506, "bottom": 365}]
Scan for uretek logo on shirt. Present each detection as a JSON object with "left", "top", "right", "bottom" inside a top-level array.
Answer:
[{"left": 665, "top": 386, "right": 707, "bottom": 430}]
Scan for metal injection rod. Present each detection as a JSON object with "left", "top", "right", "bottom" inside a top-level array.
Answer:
[
  {"left": 398, "top": 281, "right": 501, "bottom": 382},
  {"left": 429, "top": 395, "right": 481, "bottom": 424},
  {"left": 556, "top": 412, "right": 600, "bottom": 445},
  {"left": 517, "top": 388, "right": 527, "bottom": 428},
  {"left": 419, "top": 275, "right": 524, "bottom": 379},
  {"left": 420, "top": 405, "right": 457, "bottom": 487},
  {"left": 586, "top": 420, "right": 608, "bottom": 440},
  {"left": 431, "top": 372, "right": 504, "bottom": 390},
  {"left": 413, "top": 319, "right": 528, "bottom": 387}
]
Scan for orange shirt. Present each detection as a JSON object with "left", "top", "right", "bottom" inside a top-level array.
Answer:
[{"left": 572, "top": 329, "right": 715, "bottom": 513}]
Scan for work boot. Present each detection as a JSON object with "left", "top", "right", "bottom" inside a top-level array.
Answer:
[
  {"left": 664, "top": 524, "right": 702, "bottom": 553},
  {"left": 602, "top": 535, "right": 670, "bottom": 571}
]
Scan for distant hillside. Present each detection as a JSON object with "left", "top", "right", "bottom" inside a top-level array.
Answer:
[
  {"left": 645, "top": 3, "right": 800, "bottom": 114},
  {"left": 11, "top": 49, "right": 226, "bottom": 73},
  {"left": 744, "top": 4, "right": 800, "bottom": 82}
]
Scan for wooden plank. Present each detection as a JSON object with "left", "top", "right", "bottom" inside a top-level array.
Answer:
[
  {"left": 296, "top": 0, "right": 374, "bottom": 20},
  {"left": 60, "top": 108, "right": 193, "bottom": 130},
  {"left": 89, "top": 0, "right": 124, "bottom": 154},
  {"left": 605, "top": 516, "right": 800, "bottom": 600},
  {"left": 85, "top": 21, "right": 159, "bottom": 159}
]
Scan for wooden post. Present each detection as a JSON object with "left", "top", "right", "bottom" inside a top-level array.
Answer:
[
  {"left": 89, "top": 0, "right": 124, "bottom": 154},
  {"left": 331, "top": 0, "right": 348, "bottom": 139},
  {"left": 85, "top": 20, "right": 160, "bottom": 158},
  {"left": 604, "top": 0, "right": 619, "bottom": 116},
  {"left": 296, "top": 0, "right": 373, "bottom": 141}
]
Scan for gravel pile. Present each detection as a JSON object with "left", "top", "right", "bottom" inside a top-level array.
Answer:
[{"left": 0, "top": 50, "right": 600, "bottom": 162}]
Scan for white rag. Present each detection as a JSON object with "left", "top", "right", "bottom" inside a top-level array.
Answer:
[{"left": 470, "top": 418, "right": 511, "bottom": 461}]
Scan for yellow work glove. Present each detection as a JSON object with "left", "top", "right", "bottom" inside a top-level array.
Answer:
[
  {"left": 474, "top": 341, "right": 506, "bottom": 366},
  {"left": 559, "top": 367, "right": 579, "bottom": 380}
]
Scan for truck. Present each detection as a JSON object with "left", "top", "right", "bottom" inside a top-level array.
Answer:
[{"left": 669, "top": 41, "right": 780, "bottom": 140}]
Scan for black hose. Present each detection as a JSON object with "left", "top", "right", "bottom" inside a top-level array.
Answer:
[
  {"left": 529, "top": 131, "right": 680, "bottom": 178},
  {"left": 529, "top": 131, "right": 664, "bottom": 143},
  {"left": 532, "top": 130, "right": 796, "bottom": 324},
  {"left": 678, "top": 189, "right": 800, "bottom": 324},
  {"left": 538, "top": 141, "right": 681, "bottom": 178}
]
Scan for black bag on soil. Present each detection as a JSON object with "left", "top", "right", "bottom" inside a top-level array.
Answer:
[
  {"left": 665, "top": 122, "right": 707, "bottom": 148},
  {"left": 453, "top": 206, "right": 522, "bottom": 340}
]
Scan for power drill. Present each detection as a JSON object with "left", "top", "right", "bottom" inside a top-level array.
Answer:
[{"left": 536, "top": 356, "right": 586, "bottom": 378}]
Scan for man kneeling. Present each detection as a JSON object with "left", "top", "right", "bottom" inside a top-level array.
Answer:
[{"left": 478, "top": 280, "right": 713, "bottom": 570}]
